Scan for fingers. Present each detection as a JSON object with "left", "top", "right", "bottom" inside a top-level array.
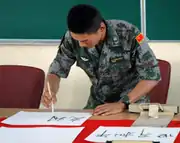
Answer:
[
  {"left": 93, "top": 102, "right": 125, "bottom": 116},
  {"left": 93, "top": 104, "right": 109, "bottom": 116},
  {"left": 41, "top": 91, "right": 57, "bottom": 108},
  {"left": 41, "top": 92, "right": 51, "bottom": 108},
  {"left": 41, "top": 96, "right": 50, "bottom": 108},
  {"left": 101, "top": 110, "right": 121, "bottom": 116},
  {"left": 94, "top": 103, "right": 109, "bottom": 112},
  {"left": 93, "top": 108, "right": 109, "bottom": 116},
  {"left": 93, "top": 107, "right": 122, "bottom": 116}
]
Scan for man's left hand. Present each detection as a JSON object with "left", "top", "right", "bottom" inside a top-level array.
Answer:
[{"left": 93, "top": 102, "right": 126, "bottom": 116}]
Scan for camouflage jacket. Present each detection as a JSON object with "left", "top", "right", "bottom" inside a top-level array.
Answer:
[{"left": 48, "top": 20, "right": 161, "bottom": 109}]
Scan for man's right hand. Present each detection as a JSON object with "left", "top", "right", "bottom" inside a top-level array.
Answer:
[
  {"left": 41, "top": 74, "right": 60, "bottom": 108},
  {"left": 41, "top": 87, "right": 57, "bottom": 108}
]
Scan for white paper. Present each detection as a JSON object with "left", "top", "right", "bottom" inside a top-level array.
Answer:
[
  {"left": 2, "top": 111, "right": 92, "bottom": 126},
  {"left": 0, "top": 126, "right": 84, "bottom": 143},
  {"left": 85, "top": 126, "right": 180, "bottom": 143}
]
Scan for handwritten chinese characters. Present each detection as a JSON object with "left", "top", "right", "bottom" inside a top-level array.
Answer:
[
  {"left": 2, "top": 111, "right": 92, "bottom": 126},
  {"left": 47, "top": 115, "right": 86, "bottom": 122},
  {"left": 85, "top": 126, "right": 180, "bottom": 143}
]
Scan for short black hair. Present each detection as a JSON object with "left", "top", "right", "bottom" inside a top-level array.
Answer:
[{"left": 67, "top": 4, "right": 103, "bottom": 34}]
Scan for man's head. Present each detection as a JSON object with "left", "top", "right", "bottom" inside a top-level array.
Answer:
[{"left": 67, "top": 4, "right": 106, "bottom": 48}]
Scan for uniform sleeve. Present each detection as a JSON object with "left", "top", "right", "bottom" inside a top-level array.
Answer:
[
  {"left": 48, "top": 32, "right": 76, "bottom": 78},
  {"left": 130, "top": 28, "right": 161, "bottom": 81}
]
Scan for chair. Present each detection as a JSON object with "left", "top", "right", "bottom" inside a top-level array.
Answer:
[
  {"left": 149, "top": 59, "right": 171, "bottom": 104},
  {"left": 0, "top": 65, "right": 45, "bottom": 108}
]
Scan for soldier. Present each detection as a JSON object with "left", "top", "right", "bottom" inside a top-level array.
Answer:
[{"left": 41, "top": 4, "right": 161, "bottom": 116}]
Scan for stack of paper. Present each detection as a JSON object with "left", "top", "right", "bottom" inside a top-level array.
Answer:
[{"left": 0, "top": 111, "right": 92, "bottom": 143}]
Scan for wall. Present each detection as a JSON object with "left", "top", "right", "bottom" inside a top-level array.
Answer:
[
  {"left": 0, "top": 43, "right": 179, "bottom": 109},
  {"left": 0, "top": 0, "right": 140, "bottom": 39}
]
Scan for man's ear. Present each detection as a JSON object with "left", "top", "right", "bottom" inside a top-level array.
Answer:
[{"left": 99, "top": 22, "right": 105, "bottom": 32}]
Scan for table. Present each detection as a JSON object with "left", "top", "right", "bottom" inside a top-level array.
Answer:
[
  {"left": 0, "top": 108, "right": 180, "bottom": 143},
  {"left": 0, "top": 108, "right": 180, "bottom": 121}
]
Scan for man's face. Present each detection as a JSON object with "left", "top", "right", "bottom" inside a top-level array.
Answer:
[{"left": 70, "top": 23, "right": 105, "bottom": 48}]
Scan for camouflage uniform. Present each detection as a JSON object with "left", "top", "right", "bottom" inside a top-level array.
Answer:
[{"left": 48, "top": 20, "right": 161, "bottom": 109}]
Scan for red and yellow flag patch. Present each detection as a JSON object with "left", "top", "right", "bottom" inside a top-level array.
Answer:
[{"left": 135, "top": 33, "right": 144, "bottom": 44}]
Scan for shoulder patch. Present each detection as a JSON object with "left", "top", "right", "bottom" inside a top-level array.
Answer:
[{"left": 136, "top": 33, "right": 144, "bottom": 44}]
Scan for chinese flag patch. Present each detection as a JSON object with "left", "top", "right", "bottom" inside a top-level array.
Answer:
[{"left": 136, "top": 33, "right": 144, "bottom": 44}]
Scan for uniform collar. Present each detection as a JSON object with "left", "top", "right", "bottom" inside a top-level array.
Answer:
[{"left": 105, "top": 20, "right": 121, "bottom": 47}]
